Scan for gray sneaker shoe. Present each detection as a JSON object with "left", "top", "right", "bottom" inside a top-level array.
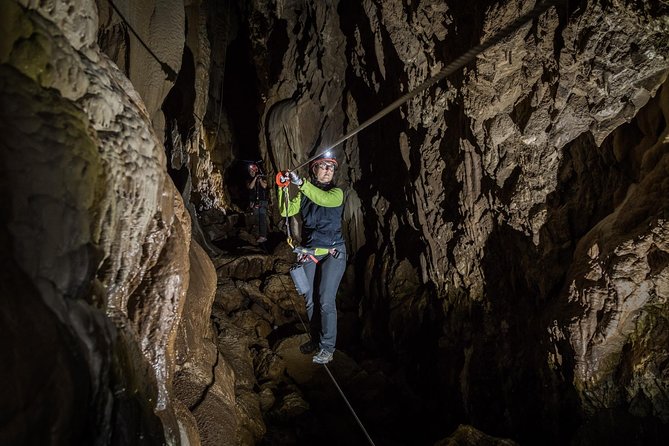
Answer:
[{"left": 312, "top": 349, "right": 333, "bottom": 364}]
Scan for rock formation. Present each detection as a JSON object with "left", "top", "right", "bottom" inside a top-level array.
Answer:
[
  {"left": 2, "top": 0, "right": 199, "bottom": 444},
  {"left": 1, "top": 0, "right": 668, "bottom": 445}
]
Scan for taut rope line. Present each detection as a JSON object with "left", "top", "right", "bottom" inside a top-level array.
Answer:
[
  {"left": 291, "top": 0, "right": 564, "bottom": 172},
  {"left": 106, "top": 0, "right": 178, "bottom": 81}
]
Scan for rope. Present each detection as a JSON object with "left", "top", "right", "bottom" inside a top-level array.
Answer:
[
  {"left": 323, "top": 364, "right": 377, "bottom": 446},
  {"left": 285, "top": 293, "right": 377, "bottom": 445},
  {"left": 106, "top": 0, "right": 178, "bottom": 81},
  {"left": 282, "top": 279, "right": 311, "bottom": 338},
  {"left": 281, "top": 185, "right": 294, "bottom": 248},
  {"left": 279, "top": 247, "right": 376, "bottom": 445},
  {"left": 290, "top": 0, "right": 564, "bottom": 172},
  {"left": 276, "top": 3, "right": 566, "bottom": 442}
]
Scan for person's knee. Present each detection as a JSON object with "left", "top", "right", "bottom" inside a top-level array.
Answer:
[{"left": 320, "top": 301, "right": 335, "bottom": 314}]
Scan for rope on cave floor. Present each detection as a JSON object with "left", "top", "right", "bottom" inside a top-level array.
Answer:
[
  {"left": 290, "top": 0, "right": 566, "bottom": 172},
  {"left": 280, "top": 279, "right": 377, "bottom": 446},
  {"left": 321, "top": 363, "right": 377, "bottom": 446}
]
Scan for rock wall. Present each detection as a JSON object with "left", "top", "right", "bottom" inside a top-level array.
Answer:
[
  {"left": 97, "top": 0, "right": 233, "bottom": 222},
  {"left": 96, "top": 0, "right": 185, "bottom": 137},
  {"left": 242, "top": 0, "right": 669, "bottom": 443},
  {"left": 551, "top": 83, "right": 669, "bottom": 433},
  {"left": 0, "top": 1, "right": 231, "bottom": 444},
  {"left": 2, "top": 0, "right": 668, "bottom": 444}
]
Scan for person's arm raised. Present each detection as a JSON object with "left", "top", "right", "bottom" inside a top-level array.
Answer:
[{"left": 299, "top": 181, "right": 343, "bottom": 207}]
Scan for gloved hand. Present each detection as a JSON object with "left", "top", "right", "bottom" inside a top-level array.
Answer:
[
  {"left": 279, "top": 172, "right": 289, "bottom": 184},
  {"left": 289, "top": 170, "right": 303, "bottom": 186}
]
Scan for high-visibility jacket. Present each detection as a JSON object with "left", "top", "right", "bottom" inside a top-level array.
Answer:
[{"left": 278, "top": 180, "right": 344, "bottom": 249}]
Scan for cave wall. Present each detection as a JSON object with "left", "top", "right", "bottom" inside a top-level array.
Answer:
[
  {"left": 96, "top": 0, "right": 185, "bottom": 137},
  {"left": 247, "top": 0, "right": 366, "bottom": 259},
  {"left": 241, "top": 0, "right": 669, "bottom": 442},
  {"left": 0, "top": 1, "right": 242, "bottom": 444},
  {"left": 97, "top": 0, "right": 233, "bottom": 221},
  {"left": 2, "top": 0, "right": 668, "bottom": 444},
  {"left": 552, "top": 83, "right": 669, "bottom": 431}
]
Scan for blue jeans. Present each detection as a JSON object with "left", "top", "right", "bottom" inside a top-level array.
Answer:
[
  {"left": 302, "top": 246, "right": 346, "bottom": 353},
  {"left": 251, "top": 200, "right": 267, "bottom": 237}
]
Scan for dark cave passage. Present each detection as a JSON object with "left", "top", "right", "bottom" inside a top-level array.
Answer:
[
  {"left": 222, "top": 11, "right": 261, "bottom": 161},
  {"left": 2, "top": 1, "right": 669, "bottom": 446},
  {"left": 183, "top": 1, "right": 669, "bottom": 444},
  {"left": 163, "top": 45, "right": 196, "bottom": 194}
]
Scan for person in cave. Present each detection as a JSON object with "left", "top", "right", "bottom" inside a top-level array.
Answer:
[
  {"left": 246, "top": 162, "right": 268, "bottom": 243},
  {"left": 278, "top": 152, "right": 346, "bottom": 364}
]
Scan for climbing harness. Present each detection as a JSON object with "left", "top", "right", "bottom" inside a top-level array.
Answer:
[
  {"left": 289, "top": 0, "right": 565, "bottom": 173},
  {"left": 289, "top": 246, "right": 341, "bottom": 294}
]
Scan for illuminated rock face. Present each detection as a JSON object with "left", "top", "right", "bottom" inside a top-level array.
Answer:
[
  {"left": 1, "top": 1, "right": 261, "bottom": 445},
  {"left": 96, "top": 0, "right": 231, "bottom": 217},
  {"left": 244, "top": 0, "right": 669, "bottom": 442},
  {"left": 2, "top": 0, "right": 669, "bottom": 445},
  {"left": 0, "top": 1, "right": 194, "bottom": 443},
  {"left": 554, "top": 87, "right": 669, "bottom": 421}
]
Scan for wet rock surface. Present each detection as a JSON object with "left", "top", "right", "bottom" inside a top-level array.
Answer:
[
  {"left": 2, "top": 0, "right": 669, "bottom": 445},
  {"left": 435, "top": 424, "right": 519, "bottom": 446},
  {"left": 2, "top": 1, "right": 192, "bottom": 443}
]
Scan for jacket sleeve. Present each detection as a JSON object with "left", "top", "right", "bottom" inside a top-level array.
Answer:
[
  {"left": 299, "top": 181, "right": 343, "bottom": 207},
  {"left": 277, "top": 186, "right": 302, "bottom": 217}
]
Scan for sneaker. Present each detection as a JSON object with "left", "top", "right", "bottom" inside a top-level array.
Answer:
[
  {"left": 312, "top": 349, "right": 333, "bottom": 364},
  {"left": 299, "top": 340, "right": 317, "bottom": 354},
  {"left": 256, "top": 236, "right": 267, "bottom": 243}
]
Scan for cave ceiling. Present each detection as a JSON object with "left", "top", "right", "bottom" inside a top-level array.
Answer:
[{"left": 1, "top": 0, "right": 668, "bottom": 445}]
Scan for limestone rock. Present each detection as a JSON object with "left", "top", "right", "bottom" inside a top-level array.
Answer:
[
  {"left": 551, "top": 84, "right": 669, "bottom": 421},
  {"left": 1, "top": 1, "right": 193, "bottom": 442},
  {"left": 254, "top": 348, "right": 287, "bottom": 383},
  {"left": 214, "top": 277, "right": 248, "bottom": 314},
  {"left": 212, "top": 313, "right": 266, "bottom": 442},
  {"left": 214, "top": 252, "right": 276, "bottom": 281},
  {"left": 174, "top": 240, "right": 240, "bottom": 445},
  {"left": 259, "top": 385, "right": 276, "bottom": 412},
  {"left": 271, "top": 391, "right": 309, "bottom": 420},
  {"left": 97, "top": 0, "right": 185, "bottom": 135},
  {"left": 435, "top": 424, "right": 519, "bottom": 446}
]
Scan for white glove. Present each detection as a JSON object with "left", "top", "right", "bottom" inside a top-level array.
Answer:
[
  {"left": 289, "top": 171, "right": 303, "bottom": 186},
  {"left": 279, "top": 173, "right": 289, "bottom": 184}
]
